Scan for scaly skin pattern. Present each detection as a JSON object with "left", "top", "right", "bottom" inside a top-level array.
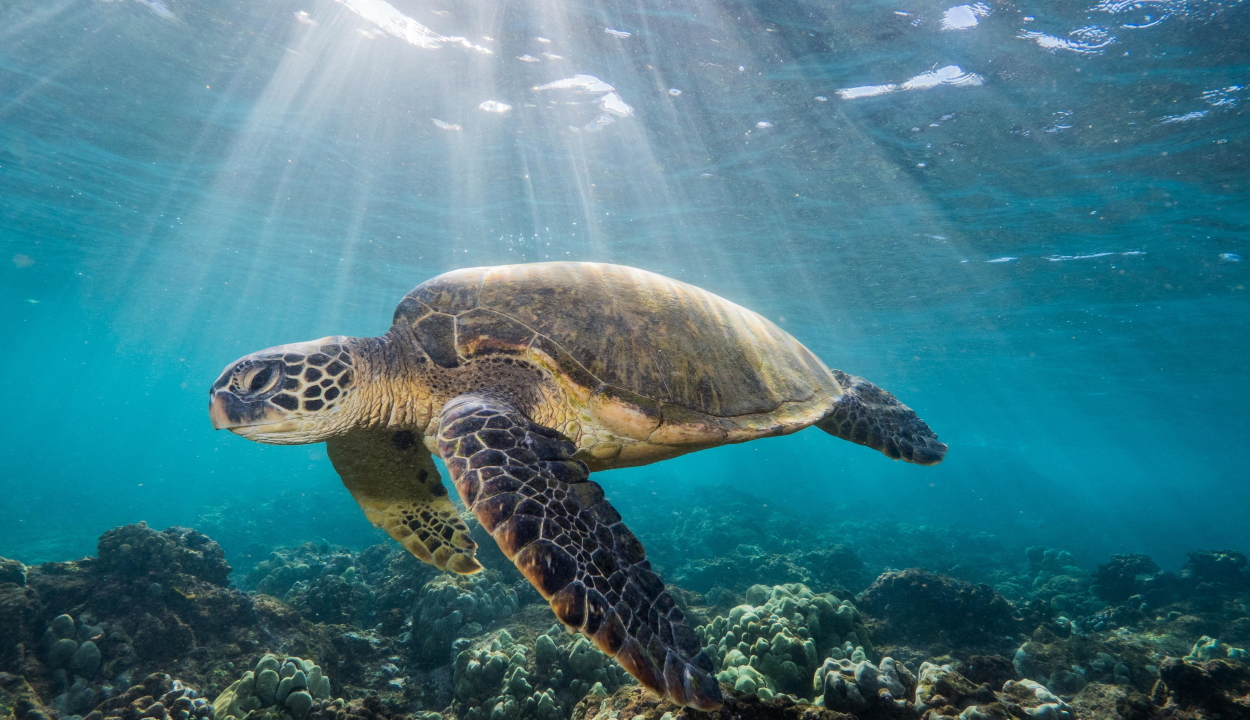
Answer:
[
  {"left": 326, "top": 428, "right": 481, "bottom": 574},
  {"left": 435, "top": 392, "right": 723, "bottom": 711},
  {"left": 816, "top": 370, "right": 948, "bottom": 465}
]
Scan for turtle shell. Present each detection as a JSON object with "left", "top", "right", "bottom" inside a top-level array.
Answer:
[{"left": 393, "top": 262, "right": 839, "bottom": 439}]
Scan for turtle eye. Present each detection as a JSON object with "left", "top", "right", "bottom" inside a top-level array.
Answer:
[{"left": 243, "top": 364, "right": 280, "bottom": 395}]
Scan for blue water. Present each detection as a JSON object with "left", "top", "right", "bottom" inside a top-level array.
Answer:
[{"left": 1, "top": 0, "right": 1247, "bottom": 572}]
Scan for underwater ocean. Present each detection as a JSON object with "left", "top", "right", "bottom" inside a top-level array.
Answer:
[{"left": 2, "top": 0, "right": 1249, "bottom": 717}]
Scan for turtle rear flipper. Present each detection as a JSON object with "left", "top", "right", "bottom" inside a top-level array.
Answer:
[
  {"left": 817, "top": 370, "right": 948, "bottom": 465},
  {"left": 327, "top": 430, "right": 481, "bottom": 574},
  {"left": 436, "top": 392, "right": 724, "bottom": 711}
]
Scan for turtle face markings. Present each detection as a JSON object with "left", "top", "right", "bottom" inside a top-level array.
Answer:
[{"left": 209, "top": 337, "right": 357, "bottom": 444}]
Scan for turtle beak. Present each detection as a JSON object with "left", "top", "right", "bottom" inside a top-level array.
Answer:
[
  {"left": 209, "top": 392, "right": 233, "bottom": 430},
  {"left": 209, "top": 352, "right": 290, "bottom": 433},
  {"left": 209, "top": 389, "right": 270, "bottom": 432},
  {"left": 209, "top": 390, "right": 297, "bottom": 438}
]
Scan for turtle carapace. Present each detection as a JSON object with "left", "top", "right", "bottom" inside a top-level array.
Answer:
[{"left": 208, "top": 262, "right": 947, "bottom": 710}]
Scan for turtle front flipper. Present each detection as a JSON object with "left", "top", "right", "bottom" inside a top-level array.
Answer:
[
  {"left": 327, "top": 430, "right": 481, "bottom": 574},
  {"left": 435, "top": 392, "right": 724, "bottom": 711},
  {"left": 817, "top": 369, "right": 948, "bottom": 465}
]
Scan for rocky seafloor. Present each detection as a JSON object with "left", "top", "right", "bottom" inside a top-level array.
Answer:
[{"left": 3, "top": 485, "right": 1249, "bottom": 720}]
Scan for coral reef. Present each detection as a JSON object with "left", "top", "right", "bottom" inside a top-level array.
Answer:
[
  {"left": 451, "top": 627, "right": 633, "bottom": 720},
  {"left": 1182, "top": 549, "right": 1249, "bottom": 589},
  {"left": 242, "top": 543, "right": 439, "bottom": 630},
  {"left": 2, "top": 524, "right": 258, "bottom": 717},
  {"left": 696, "top": 584, "right": 872, "bottom": 699},
  {"left": 194, "top": 492, "right": 387, "bottom": 572},
  {"left": 214, "top": 654, "right": 333, "bottom": 720},
  {"left": 85, "top": 673, "right": 213, "bottom": 720},
  {"left": 999, "top": 679, "right": 1076, "bottom": 719},
  {"left": 568, "top": 683, "right": 850, "bottom": 720},
  {"left": 1150, "top": 656, "right": 1250, "bottom": 718},
  {"left": 1009, "top": 621, "right": 1171, "bottom": 697},
  {"left": 5, "top": 489, "right": 1250, "bottom": 720},
  {"left": 856, "top": 570, "right": 1020, "bottom": 653},
  {"left": 3, "top": 524, "right": 416, "bottom": 719},
  {"left": 813, "top": 656, "right": 914, "bottom": 717},
  {"left": 411, "top": 575, "right": 520, "bottom": 667},
  {"left": 244, "top": 546, "right": 380, "bottom": 628},
  {"left": 96, "top": 525, "right": 232, "bottom": 588},
  {"left": 1093, "top": 555, "right": 1165, "bottom": 605},
  {"left": 0, "top": 560, "right": 27, "bottom": 587},
  {"left": 0, "top": 560, "right": 38, "bottom": 674},
  {"left": 1182, "top": 635, "right": 1247, "bottom": 662},
  {"left": 42, "top": 613, "right": 106, "bottom": 713}
]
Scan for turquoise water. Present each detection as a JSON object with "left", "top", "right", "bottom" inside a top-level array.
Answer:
[{"left": 2, "top": 0, "right": 1247, "bottom": 572}]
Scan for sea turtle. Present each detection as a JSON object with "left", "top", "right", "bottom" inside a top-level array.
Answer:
[{"left": 208, "top": 262, "right": 946, "bottom": 710}]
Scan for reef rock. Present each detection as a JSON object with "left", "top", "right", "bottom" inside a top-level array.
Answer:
[
  {"left": 246, "top": 547, "right": 378, "bottom": 627},
  {"left": 1016, "top": 548, "right": 1105, "bottom": 622},
  {"left": 305, "top": 696, "right": 407, "bottom": 720},
  {"left": 1094, "top": 555, "right": 1161, "bottom": 604},
  {"left": 857, "top": 569, "right": 1021, "bottom": 652},
  {"left": 999, "top": 679, "right": 1075, "bottom": 719},
  {"left": 624, "top": 488, "right": 872, "bottom": 595},
  {"left": 0, "top": 558, "right": 27, "bottom": 587},
  {"left": 1068, "top": 683, "right": 1155, "bottom": 720},
  {"left": 33, "top": 523, "right": 255, "bottom": 662},
  {"left": 97, "top": 524, "right": 231, "bottom": 587},
  {"left": 1150, "top": 656, "right": 1250, "bottom": 718},
  {"left": 569, "top": 683, "right": 853, "bottom": 720},
  {"left": 1182, "top": 550, "right": 1249, "bottom": 589},
  {"left": 6, "top": 525, "right": 277, "bottom": 716},
  {"left": 1010, "top": 624, "right": 1157, "bottom": 696},
  {"left": 674, "top": 550, "right": 812, "bottom": 596},
  {"left": 960, "top": 655, "right": 1014, "bottom": 691},
  {"left": 86, "top": 672, "right": 213, "bottom": 720},
  {"left": 0, "top": 571, "right": 38, "bottom": 673},
  {"left": 911, "top": 661, "right": 1050, "bottom": 720},
  {"left": 813, "top": 655, "right": 914, "bottom": 718}
]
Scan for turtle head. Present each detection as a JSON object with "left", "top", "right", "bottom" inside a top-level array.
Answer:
[{"left": 209, "top": 336, "right": 361, "bottom": 444}]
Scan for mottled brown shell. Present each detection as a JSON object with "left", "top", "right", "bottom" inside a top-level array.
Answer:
[{"left": 393, "top": 262, "right": 839, "bottom": 433}]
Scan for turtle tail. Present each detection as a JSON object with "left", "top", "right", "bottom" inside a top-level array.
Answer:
[{"left": 816, "top": 370, "right": 947, "bottom": 465}]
